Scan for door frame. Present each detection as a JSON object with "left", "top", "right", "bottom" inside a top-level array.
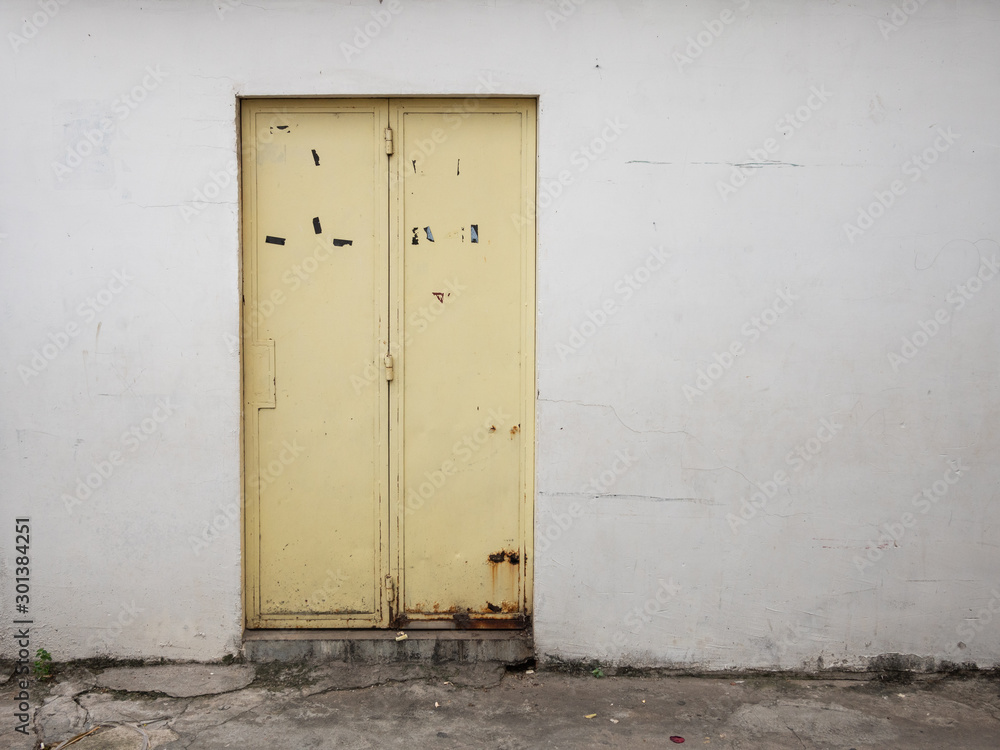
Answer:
[{"left": 238, "top": 96, "right": 537, "bottom": 630}]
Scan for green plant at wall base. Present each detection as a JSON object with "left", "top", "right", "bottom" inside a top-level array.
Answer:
[
  {"left": 34, "top": 648, "right": 53, "bottom": 680},
  {"left": 591, "top": 667, "right": 605, "bottom": 678}
]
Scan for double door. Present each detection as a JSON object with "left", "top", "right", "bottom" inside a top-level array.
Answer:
[{"left": 241, "top": 98, "right": 535, "bottom": 628}]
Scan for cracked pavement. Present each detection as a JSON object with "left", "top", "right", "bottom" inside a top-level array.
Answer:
[{"left": 2, "top": 661, "right": 1000, "bottom": 749}]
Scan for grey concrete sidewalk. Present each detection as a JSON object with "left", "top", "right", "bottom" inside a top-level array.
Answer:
[{"left": 2, "top": 661, "right": 1000, "bottom": 749}]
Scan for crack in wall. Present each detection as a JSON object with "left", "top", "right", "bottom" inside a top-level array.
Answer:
[{"left": 538, "top": 398, "right": 695, "bottom": 438}]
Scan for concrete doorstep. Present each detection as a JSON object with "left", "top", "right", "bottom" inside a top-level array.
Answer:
[{"left": 1, "top": 661, "right": 999, "bottom": 749}]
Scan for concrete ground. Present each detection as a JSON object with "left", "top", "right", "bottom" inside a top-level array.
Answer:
[{"left": 2, "top": 661, "right": 1000, "bottom": 749}]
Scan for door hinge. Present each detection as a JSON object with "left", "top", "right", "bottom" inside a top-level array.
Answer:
[
  {"left": 385, "top": 574, "right": 397, "bottom": 623},
  {"left": 384, "top": 353, "right": 394, "bottom": 381},
  {"left": 384, "top": 127, "right": 393, "bottom": 155}
]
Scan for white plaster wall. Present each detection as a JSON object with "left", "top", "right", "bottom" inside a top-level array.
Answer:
[{"left": 1, "top": 0, "right": 998, "bottom": 668}]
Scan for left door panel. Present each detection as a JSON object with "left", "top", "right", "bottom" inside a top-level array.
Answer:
[{"left": 241, "top": 100, "right": 390, "bottom": 627}]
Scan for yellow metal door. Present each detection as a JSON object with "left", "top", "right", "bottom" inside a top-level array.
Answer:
[
  {"left": 242, "top": 98, "right": 534, "bottom": 629},
  {"left": 242, "top": 100, "right": 391, "bottom": 628},
  {"left": 391, "top": 100, "right": 535, "bottom": 627}
]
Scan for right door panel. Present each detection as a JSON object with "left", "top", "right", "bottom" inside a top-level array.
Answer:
[{"left": 393, "top": 100, "right": 536, "bottom": 626}]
